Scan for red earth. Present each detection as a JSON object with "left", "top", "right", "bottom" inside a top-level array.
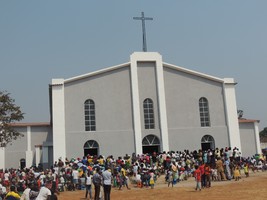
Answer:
[{"left": 58, "top": 171, "right": 267, "bottom": 200}]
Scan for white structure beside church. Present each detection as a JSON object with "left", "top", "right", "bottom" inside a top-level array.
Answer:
[{"left": 0, "top": 52, "right": 261, "bottom": 169}]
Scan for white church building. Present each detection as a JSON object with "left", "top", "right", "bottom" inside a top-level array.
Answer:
[{"left": 0, "top": 52, "right": 261, "bottom": 169}]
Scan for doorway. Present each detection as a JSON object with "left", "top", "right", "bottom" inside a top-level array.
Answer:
[
  {"left": 84, "top": 140, "right": 99, "bottom": 157},
  {"left": 142, "top": 135, "right": 160, "bottom": 155},
  {"left": 201, "top": 143, "right": 211, "bottom": 151},
  {"left": 201, "top": 135, "right": 215, "bottom": 151},
  {"left": 20, "top": 159, "right": 26, "bottom": 169},
  {"left": 84, "top": 148, "right": 98, "bottom": 156},
  {"left": 143, "top": 145, "right": 159, "bottom": 154}
]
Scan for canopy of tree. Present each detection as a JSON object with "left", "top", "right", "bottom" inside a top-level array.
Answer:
[{"left": 0, "top": 91, "right": 24, "bottom": 147}]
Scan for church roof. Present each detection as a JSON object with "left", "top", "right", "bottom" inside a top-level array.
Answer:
[
  {"left": 64, "top": 62, "right": 130, "bottom": 84},
  {"left": 62, "top": 52, "right": 231, "bottom": 85},
  {"left": 163, "top": 62, "right": 225, "bottom": 83},
  {"left": 9, "top": 122, "right": 51, "bottom": 127},
  {"left": 238, "top": 118, "right": 260, "bottom": 123}
]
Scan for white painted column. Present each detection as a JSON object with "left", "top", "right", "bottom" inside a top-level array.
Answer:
[
  {"left": 0, "top": 147, "right": 5, "bottom": 169},
  {"left": 130, "top": 54, "right": 143, "bottom": 155},
  {"left": 254, "top": 122, "right": 261, "bottom": 154},
  {"left": 35, "top": 145, "right": 41, "bottom": 166},
  {"left": 25, "top": 126, "right": 33, "bottom": 168},
  {"left": 154, "top": 55, "right": 169, "bottom": 152},
  {"left": 223, "top": 78, "right": 241, "bottom": 151},
  {"left": 52, "top": 79, "right": 66, "bottom": 162},
  {"left": 130, "top": 52, "right": 169, "bottom": 153},
  {"left": 42, "top": 146, "right": 49, "bottom": 169}
]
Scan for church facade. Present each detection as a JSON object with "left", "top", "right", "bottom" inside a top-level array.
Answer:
[
  {"left": 0, "top": 52, "right": 261, "bottom": 169},
  {"left": 51, "top": 52, "right": 261, "bottom": 161}
]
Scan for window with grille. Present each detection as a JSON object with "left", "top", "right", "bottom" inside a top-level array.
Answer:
[
  {"left": 143, "top": 98, "right": 155, "bottom": 129},
  {"left": 199, "top": 97, "right": 210, "bottom": 127},
  {"left": 84, "top": 99, "right": 96, "bottom": 131}
]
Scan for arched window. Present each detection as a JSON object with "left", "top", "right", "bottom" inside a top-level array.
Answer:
[
  {"left": 84, "top": 99, "right": 96, "bottom": 131},
  {"left": 142, "top": 135, "right": 160, "bottom": 146},
  {"left": 84, "top": 140, "right": 99, "bottom": 149},
  {"left": 84, "top": 140, "right": 99, "bottom": 156},
  {"left": 199, "top": 97, "right": 210, "bottom": 127},
  {"left": 143, "top": 98, "right": 155, "bottom": 129},
  {"left": 201, "top": 135, "right": 215, "bottom": 150},
  {"left": 142, "top": 135, "right": 160, "bottom": 154}
]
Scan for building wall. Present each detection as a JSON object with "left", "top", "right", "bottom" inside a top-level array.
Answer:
[
  {"left": 239, "top": 123, "right": 257, "bottom": 157},
  {"left": 31, "top": 127, "right": 52, "bottom": 149},
  {"left": 5, "top": 127, "right": 27, "bottom": 169},
  {"left": 163, "top": 67, "right": 229, "bottom": 150},
  {"left": 62, "top": 60, "right": 232, "bottom": 156},
  {"left": 64, "top": 66, "right": 136, "bottom": 158},
  {"left": 5, "top": 125, "right": 52, "bottom": 169}
]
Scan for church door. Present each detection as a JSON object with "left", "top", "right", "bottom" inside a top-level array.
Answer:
[
  {"left": 201, "top": 135, "right": 215, "bottom": 151},
  {"left": 142, "top": 135, "right": 160, "bottom": 154},
  {"left": 20, "top": 159, "right": 26, "bottom": 169},
  {"left": 84, "top": 140, "right": 99, "bottom": 157}
]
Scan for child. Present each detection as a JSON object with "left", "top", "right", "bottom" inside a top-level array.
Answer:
[
  {"left": 166, "top": 169, "right": 173, "bottom": 187},
  {"left": 244, "top": 163, "right": 249, "bottom": 178},
  {"left": 204, "top": 163, "right": 211, "bottom": 188},
  {"left": 211, "top": 168, "right": 218, "bottom": 181},
  {"left": 149, "top": 170, "right": 155, "bottom": 189},
  {"left": 234, "top": 165, "right": 241, "bottom": 181},
  {"left": 194, "top": 165, "right": 201, "bottom": 191}
]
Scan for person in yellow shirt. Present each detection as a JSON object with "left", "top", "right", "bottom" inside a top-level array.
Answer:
[
  {"left": 87, "top": 156, "right": 93, "bottom": 165},
  {"left": 5, "top": 185, "right": 20, "bottom": 200},
  {"left": 119, "top": 167, "right": 130, "bottom": 190},
  {"left": 98, "top": 156, "right": 104, "bottom": 166},
  {"left": 244, "top": 163, "right": 249, "bottom": 177}
]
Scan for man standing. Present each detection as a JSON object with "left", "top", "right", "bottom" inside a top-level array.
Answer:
[
  {"left": 36, "top": 180, "right": 52, "bottom": 200},
  {"left": 216, "top": 157, "right": 226, "bottom": 181},
  {"left": 85, "top": 171, "right": 93, "bottom": 200},
  {"left": 72, "top": 167, "right": 79, "bottom": 190},
  {"left": 102, "top": 167, "right": 112, "bottom": 200},
  {"left": 92, "top": 168, "right": 102, "bottom": 200}
]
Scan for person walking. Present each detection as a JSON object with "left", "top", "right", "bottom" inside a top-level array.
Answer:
[
  {"left": 36, "top": 180, "right": 52, "bottom": 200},
  {"left": 5, "top": 185, "right": 20, "bottom": 200},
  {"left": 102, "top": 167, "right": 112, "bottom": 200},
  {"left": 194, "top": 165, "right": 201, "bottom": 191},
  {"left": 92, "top": 168, "right": 102, "bottom": 200},
  {"left": 85, "top": 171, "right": 92, "bottom": 200}
]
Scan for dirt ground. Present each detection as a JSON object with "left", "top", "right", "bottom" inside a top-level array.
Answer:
[{"left": 58, "top": 171, "right": 267, "bottom": 200}]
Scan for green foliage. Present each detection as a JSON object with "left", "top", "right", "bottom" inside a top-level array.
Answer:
[
  {"left": 259, "top": 127, "right": 267, "bottom": 138},
  {"left": 0, "top": 91, "right": 24, "bottom": 147},
  {"left": 237, "top": 109, "right": 243, "bottom": 119}
]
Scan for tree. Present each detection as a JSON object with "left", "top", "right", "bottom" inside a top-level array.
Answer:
[
  {"left": 237, "top": 110, "right": 243, "bottom": 119},
  {"left": 0, "top": 91, "right": 24, "bottom": 147},
  {"left": 260, "top": 127, "right": 267, "bottom": 138}
]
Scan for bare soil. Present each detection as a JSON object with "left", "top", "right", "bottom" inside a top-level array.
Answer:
[{"left": 58, "top": 171, "right": 267, "bottom": 200}]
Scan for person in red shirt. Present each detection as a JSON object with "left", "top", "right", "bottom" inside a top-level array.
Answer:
[
  {"left": 199, "top": 162, "right": 206, "bottom": 188},
  {"left": 204, "top": 163, "right": 211, "bottom": 188},
  {"left": 194, "top": 165, "right": 201, "bottom": 191}
]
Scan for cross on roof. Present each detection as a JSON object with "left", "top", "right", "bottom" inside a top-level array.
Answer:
[{"left": 133, "top": 12, "right": 153, "bottom": 52}]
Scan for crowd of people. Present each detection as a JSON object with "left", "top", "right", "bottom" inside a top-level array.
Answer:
[{"left": 0, "top": 146, "right": 266, "bottom": 200}]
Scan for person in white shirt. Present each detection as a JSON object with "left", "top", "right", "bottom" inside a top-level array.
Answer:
[
  {"left": 20, "top": 183, "right": 31, "bottom": 200},
  {"left": 39, "top": 172, "right": 46, "bottom": 187},
  {"left": 85, "top": 171, "right": 92, "bottom": 200},
  {"left": 4, "top": 170, "right": 10, "bottom": 187},
  {"left": 72, "top": 168, "right": 79, "bottom": 189},
  {"left": 36, "top": 180, "right": 52, "bottom": 200},
  {"left": 102, "top": 167, "right": 112, "bottom": 200}
]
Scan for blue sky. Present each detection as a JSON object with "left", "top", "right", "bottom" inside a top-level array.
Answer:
[{"left": 0, "top": 1, "right": 266, "bottom": 130}]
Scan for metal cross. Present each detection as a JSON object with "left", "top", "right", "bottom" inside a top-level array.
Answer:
[{"left": 133, "top": 12, "right": 153, "bottom": 52}]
